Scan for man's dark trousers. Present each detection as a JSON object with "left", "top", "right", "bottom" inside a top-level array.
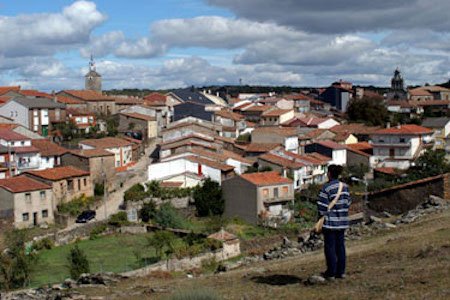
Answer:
[{"left": 323, "top": 228, "right": 346, "bottom": 277}]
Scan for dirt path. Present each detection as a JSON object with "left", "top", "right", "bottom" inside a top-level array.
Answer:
[{"left": 76, "top": 208, "right": 450, "bottom": 299}]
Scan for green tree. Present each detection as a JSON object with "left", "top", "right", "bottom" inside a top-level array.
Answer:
[
  {"left": 67, "top": 245, "right": 90, "bottom": 280},
  {"left": 146, "top": 231, "right": 177, "bottom": 261},
  {"left": 105, "top": 115, "right": 119, "bottom": 137},
  {"left": 56, "top": 120, "right": 78, "bottom": 141},
  {"left": 124, "top": 183, "right": 147, "bottom": 202},
  {"left": 139, "top": 201, "right": 157, "bottom": 223},
  {"left": 408, "top": 149, "right": 450, "bottom": 179},
  {"left": 0, "top": 231, "right": 36, "bottom": 290},
  {"left": 347, "top": 96, "right": 388, "bottom": 126},
  {"left": 193, "top": 178, "right": 224, "bottom": 217},
  {"left": 154, "top": 203, "right": 184, "bottom": 228}
]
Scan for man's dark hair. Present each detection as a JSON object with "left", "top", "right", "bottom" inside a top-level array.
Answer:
[{"left": 328, "top": 164, "right": 343, "bottom": 179}]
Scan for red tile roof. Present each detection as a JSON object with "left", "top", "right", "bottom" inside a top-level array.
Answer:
[
  {"left": 14, "top": 146, "right": 40, "bottom": 154},
  {"left": 374, "top": 167, "right": 398, "bottom": 175},
  {"left": 243, "top": 143, "right": 281, "bottom": 153},
  {"left": 0, "top": 86, "right": 20, "bottom": 96},
  {"left": 0, "top": 129, "right": 28, "bottom": 141},
  {"left": 32, "top": 139, "right": 68, "bottom": 157},
  {"left": 297, "top": 116, "right": 332, "bottom": 127},
  {"left": 56, "top": 95, "right": 85, "bottom": 105},
  {"left": 0, "top": 176, "right": 51, "bottom": 193},
  {"left": 143, "top": 92, "right": 167, "bottom": 105},
  {"left": 60, "top": 90, "right": 114, "bottom": 101},
  {"left": 408, "top": 88, "right": 433, "bottom": 97},
  {"left": 185, "top": 155, "right": 235, "bottom": 172},
  {"left": 114, "top": 96, "right": 143, "bottom": 105},
  {"left": 19, "top": 90, "right": 52, "bottom": 98},
  {"left": 240, "top": 171, "right": 292, "bottom": 186},
  {"left": 374, "top": 124, "right": 433, "bottom": 135},
  {"left": 207, "top": 230, "right": 238, "bottom": 242},
  {"left": 215, "top": 109, "right": 244, "bottom": 121},
  {"left": 284, "top": 93, "right": 313, "bottom": 101},
  {"left": 316, "top": 140, "right": 347, "bottom": 150},
  {"left": 259, "top": 153, "right": 305, "bottom": 169},
  {"left": 0, "top": 96, "right": 13, "bottom": 104},
  {"left": 120, "top": 112, "right": 156, "bottom": 121},
  {"left": 347, "top": 142, "right": 373, "bottom": 151},
  {"left": 330, "top": 124, "right": 380, "bottom": 135},
  {"left": 69, "top": 149, "right": 114, "bottom": 158},
  {"left": 160, "top": 181, "right": 183, "bottom": 188},
  {"left": 262, "top": 109, "right": 293, "bottom": 117},
  {"left": 80, "top": 137, "right": 132, "bottom": 149},
  {"left": 252, "top": 126, "right": 297, "bottom": 137},
  {"left": 25, "top": 166, "right": 90, "bottom": 181}
]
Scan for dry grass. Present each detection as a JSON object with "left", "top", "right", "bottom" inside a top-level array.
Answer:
[{"left": 76, "top": 209, "right": 450, "bottom": 299}]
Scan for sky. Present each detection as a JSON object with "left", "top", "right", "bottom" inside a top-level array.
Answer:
[{"left": 0, "top": 0, "right": 449, "bottom": 91}]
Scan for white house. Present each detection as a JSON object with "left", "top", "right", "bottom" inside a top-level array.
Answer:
[
  {"left": 370, "top": 124, "right": 433, "bottom": 169},
  {"left": 304, "top": 140, "right": 347, "bottom": 166},
  {"left": 148, "top": 155, "right": 235, "bottom": 187},
  {"left": 0, "top": 129, "right": 40, "bottom": 174}
]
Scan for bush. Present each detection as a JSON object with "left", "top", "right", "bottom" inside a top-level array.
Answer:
[
  {"left": 124, "top": 183, "right": 147, "bottom": 202},
  {"left": 193, "top": 178, "right": 224, "bottom": 217},
  {"left": 67, "top": 245, "right": 90, "bottom": 280},
  {"left": 108, "top": 212, "right": 129, "bottom": 227},
  {"left": 94, "top": 183, "right": 105, "bottom": 196},
  {"left": 32, "top": 238, "right": 54, "bottom": 251},
  {"left": 57, "top": 195, "right": 96, "bottom": 217},
  {"left": 89, "top": 224, "right": 108, "bottom": 240},
  {"left": 154, "top": 203, "right": 184, "bottom": 229},
  {"left": 169, "top": 288, "right": 222, "bottom": 300},
  {"left": 139, "top": 201, "right": 157, "bottom": 223}
]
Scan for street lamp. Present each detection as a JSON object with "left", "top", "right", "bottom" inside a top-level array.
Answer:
[{"left": 351, "top": 176, "right": 368, "bottom": 223}]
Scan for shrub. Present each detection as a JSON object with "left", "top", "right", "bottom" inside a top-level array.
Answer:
[
  {"left": 124, "top": 183, "right": 147, "bottom": 202},
  {"left": 57, "top": 195, "right": 96, "bottom": 217},
  {"left": 89, "top": 224, "right": 108, "bottom": 240},
  {"left": 108, "top": 211, "right": 129, "bottom": 227},
  {"left": 32, "top": 238, "right": 54, "bottom": 251},
  {"left": 204, "top": 238, "right": 222, "bottom": 251},
  {"left": 154, "top": 203, "right": 184, "bottom": 229},
  {"left": 67, "top": 245, "right": 90, "bottom": 280},
  {"left": 94, "top": 183, "right": 105, "bottom": 196},
  {"left": 169, "top": 288, "right": 221, "bottom": 300},
  {"left": 193, "top": 178, "right": 224, "bottom": 217},
  {"left": 139, "top": 201, "right": 157, "bottom": 223}
]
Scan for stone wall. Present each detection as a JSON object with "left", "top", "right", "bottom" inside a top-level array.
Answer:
[{"left": 368, "top": 174, "right": 448, "bottom": 214}]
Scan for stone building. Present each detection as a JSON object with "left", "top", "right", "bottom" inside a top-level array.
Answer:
[{"left": 85, "top": 55, "right": 102, "bottom": 92}]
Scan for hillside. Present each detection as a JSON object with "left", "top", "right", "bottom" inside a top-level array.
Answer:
[{"left": 69, "top": 207, "right": 450, "bottom": 299}]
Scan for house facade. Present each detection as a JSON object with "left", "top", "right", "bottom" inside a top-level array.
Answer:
[
  {"left": 0, "top": 176, "right": 54, "bottom": 229},
  {"left": 24, "top": 166, "right": 93, "bottom": 208},
  {"left": 370, "top": 125, "right": 433, "bottom": 169},
  {"left": 79, "top": 137, "right": 133, "bottom": 169},
  {"left": 251, "top": 127, "right": 299, "bottom": 153},
  {"left": 304, "top": 140, "right": 347, "bottom": 165},
  {"left": 421, "top": 117, "right": 450, "bottom": 150},
  {"left": 223, "top": 171, "right": 294, "bottom": 226},
  {"left": 0, "top": 129, "right": 40, "bottom": 174},
  {"left": 118, "top": 112, "right": 157, "bottom": 141}
]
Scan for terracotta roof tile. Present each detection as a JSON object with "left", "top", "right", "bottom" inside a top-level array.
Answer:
[
  {"left": 207, "top": 230, "right": 238, "bottom": 241},
  {"left": 215, "top": 109, "right": 244, "bottom": 121},
  {"left": 244, "top": 143, "right": 281, "bottom": 153},
  {"left": 25, "top": 166, "right": 90, "bottom": 181},
  {"left": 160, "top": 181, "right": 183, "bottom": 188},
  {"left": 69, "top": 149, "right": 114, "bottom": 158},
  {"left": 0, "top": 175, "right": 51, "bottom": 193},
  {"left": 80, "top": 137, "right": 132, "bottom": 149},
  {"left": 143, "top": 92, "right": 167, "bottom": 105},
  {"left": 56, "top": 95, "right": 85, "bottom": 105},
  {"left": 330, "top": 124, "right": 380, "bottom": 135},
  {"left": 32, "top": 139, "right": 68, "bottom": 157},
  {"left": 374, "top": 124, "right": 433, "bottom": 135},
  {"left": 185, "top": 155, "right": 234, "bottom": 172},
  {"left": 120, "top": 112, "right": 156, "bottom": 121},
  {"left": 0, "top": 129, "right": 28, "bottom": 141},
  {"left": 60, "top": 90, "right": 114, "bottom": 101},
  {"left": 316, "top": 140, "right": 347, "bottom": 150},
  {"left": 408, "top": 88, "right": 433, "bottom": 97},
  {"left": 374, "top": 167, "right": 399, "bottom": 175},
  {"left": 114, "top": 97, "right": 143, "bottom": 105},
  {"left": 0, "top": 86, "right": 20, "bottom": 95},
  {"left": 14, "top": 146, "right": 40, "bottom": 153},
  {"left": 262, "top": 109, "right": 293, "bottom": 117},
  {"left": 19, "top": 90, "right": 52, "bottom": 98},
  {"left": 240, "top": 171, "right": 292, "bottom": 186},
  {"left": 252, "top": 126, "right": 297, "bottom": 137},
  {"left": 259, "top": 153, "right": 305, "bottom": 169},
  {"left": 347, "top": 142, "right": 373, "bottom": 151}
]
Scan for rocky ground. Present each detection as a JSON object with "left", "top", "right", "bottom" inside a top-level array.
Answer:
[{"left": 2, "top": 195, "right": 449, "bottom": 299}]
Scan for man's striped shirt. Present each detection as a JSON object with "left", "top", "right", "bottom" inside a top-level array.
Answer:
[{"left": 317, "top": 179, "right": 352, "bottom": 230}]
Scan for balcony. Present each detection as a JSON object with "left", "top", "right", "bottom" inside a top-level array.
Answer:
[
  {"left": 263, "top": 194, "right": 294, "bottom": 204},
  {"left": 17, "top": 162, "right": 40, "bottom": 170},
  {"left": 371, "top": 141, "right": 411, "bottom": 147}
]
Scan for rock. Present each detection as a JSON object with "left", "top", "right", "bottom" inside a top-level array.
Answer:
[
  {"left": 383, "top": 223, "right": 397, "bottom": 229},
  {"left": 305, "top": 275, "right": 326, "bottom": 285},
  {"left": 382, "top": 211, "right": 392, "bottom": 218},
  {"left": 429, "top": 195, "right": 446, "bottom": 207},
  {"left": 370, "top": 216, "right": 383, "bottom": 223},
  {"left": 282, "top": 236, "right": 292, "bottom": 247},
  {"left": 63, "top": 278, "right": 77, "bottom": 289},
  {"left": 147, "top": 287, "right": 171, "bottom": 294}
]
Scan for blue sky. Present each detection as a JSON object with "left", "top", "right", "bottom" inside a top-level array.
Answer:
[{"left": 0, "top": 0, "right": 449, "bottom": 90}]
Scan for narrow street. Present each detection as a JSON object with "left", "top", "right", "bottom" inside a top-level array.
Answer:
[{"left": 60, "top": 138, "right": 158, "bottom": 232}]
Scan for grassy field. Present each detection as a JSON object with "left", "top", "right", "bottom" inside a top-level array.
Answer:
[
  {"left": 75, "top": 208, "right": 450, "bottom": 299},
  {"left": 30, "top": 233, "right": 155, "bottom": 287}
]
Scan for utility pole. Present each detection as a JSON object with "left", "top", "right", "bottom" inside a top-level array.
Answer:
[{"left": 7, "top": 142, "right": 13, "bottom": 177}]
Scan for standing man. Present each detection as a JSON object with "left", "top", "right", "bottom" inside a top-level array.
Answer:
[{"left": 317, "top": 164, "right": 351, "bottom": 280}]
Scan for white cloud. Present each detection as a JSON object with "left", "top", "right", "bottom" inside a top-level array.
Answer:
[
  {"left": 80, "top": 31, "right": 125, "bottom": 58},
  {"left": 115, "top": 37, "right": 165, "bottom": 58},
  {"left": 0, "top": 1, "right": 106, "bottom": 58}
]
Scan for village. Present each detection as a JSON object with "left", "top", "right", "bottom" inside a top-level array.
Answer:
[{"left": 0, "top": 55, "right": 449, "bottom": 298}]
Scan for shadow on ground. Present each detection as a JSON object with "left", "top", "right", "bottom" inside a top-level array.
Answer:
[{"left": 251, "top": 274, "right": 302, "bottom": 286}]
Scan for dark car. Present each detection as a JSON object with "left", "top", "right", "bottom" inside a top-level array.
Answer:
[
  {"left": 75, "top": 210, "right": 96, "bottom": 223},
  {"left": 124, "top": 131, "right": 143, "bottom": 140}
]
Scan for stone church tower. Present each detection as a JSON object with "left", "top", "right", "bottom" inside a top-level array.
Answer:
[
  {"left": 387, "top": 68, "right": 407, "bottom": 100},
  {"left": 85, "top": 55, "right": 102, "bottom": 92}
]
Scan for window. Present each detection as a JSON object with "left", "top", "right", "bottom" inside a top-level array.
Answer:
[
  {"left": 40, "top": 191, "right": 46, "bottom": 200},
  {"left": 83, "top": 178, "right": 87, "bottom": 186},
  {"left": 22, "top": 213, "right": 29, "bottom": 221},
  {"left": 274, "top": 187, "right": 279, "bottom": 198},
  {"left": 42, "top": 210, "right": 48, "bottom": 218},
  {"left": 282, "top": 186, "right": 289, "bottom": 196},
  {"left": 25, "top": 193, "right": 31, "bottom": 203},
  {"left": 399, "top": 138, "right": 406, "bottom": 143},
  {"left": 78, "top": 179, "right": 81, "bottom": 190},
  {"left": 262, "top": 188, "right": 269, "bottom": 198}
]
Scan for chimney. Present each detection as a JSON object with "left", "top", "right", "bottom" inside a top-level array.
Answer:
[
  {"left": 216, "top": 92, "right": 220, "bottom": 97},
  {"left": 52, "top": 90, "right": 57, "bottom": 103},
  {"left": 386, "top": 122, "right": 391, "bottom": 128}
]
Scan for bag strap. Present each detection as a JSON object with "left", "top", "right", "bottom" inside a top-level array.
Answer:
[{"left": 327, "top": 182, "right": 343, "bottom": 211}]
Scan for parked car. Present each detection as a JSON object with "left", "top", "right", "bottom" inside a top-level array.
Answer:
[
  {"left": 124, "top": 131, "right": 143, "bottom": 140},
  {"left": 76, "top": 210, "right": 96, "bottom": 223}
]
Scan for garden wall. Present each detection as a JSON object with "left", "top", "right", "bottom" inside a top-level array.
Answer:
[{"left": 367, "top": 174, "right": 449, "bottom": 214}]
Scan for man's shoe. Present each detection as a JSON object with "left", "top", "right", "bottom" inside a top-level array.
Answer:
[
  {"left": 320, "top": 272, "right": 335, "bottom": 281},
  {"left": 336, "top": 274, "right": 346, "bottom": 279}
]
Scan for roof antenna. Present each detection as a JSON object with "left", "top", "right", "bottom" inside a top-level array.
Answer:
[{"left": 89, "top": 54, "right": 96, "bottom": 72}]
